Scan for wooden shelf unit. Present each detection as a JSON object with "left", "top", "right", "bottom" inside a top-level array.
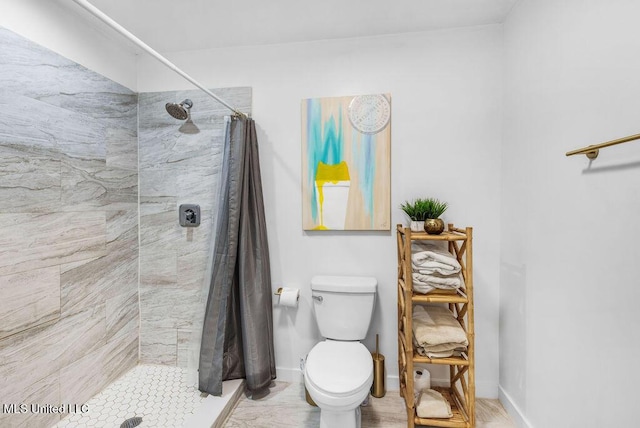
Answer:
[{"left": 397, "top": 224, "right": 475, "bottom": 428}]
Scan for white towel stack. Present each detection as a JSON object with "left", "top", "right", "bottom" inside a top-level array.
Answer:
[
  {"left": 416, "top": 389, "right": 453, "bottom": 419},
  {"left": 412, "top": 304, "right": 468, "bottom": 358},
  {"left": 410, "top": 242, "right": 463, "bottom": 294}
]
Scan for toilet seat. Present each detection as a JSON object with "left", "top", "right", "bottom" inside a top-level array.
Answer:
[{"left": 305, "top": 340, "right": 373, "bottom": 397}]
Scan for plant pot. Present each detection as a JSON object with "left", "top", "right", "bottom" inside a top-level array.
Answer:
[
  {"left": 424, "top": 218, "right": 445, "bottom": 235},
  {"left": 410, "top": 221, "right": 425, "bottom": 232}
]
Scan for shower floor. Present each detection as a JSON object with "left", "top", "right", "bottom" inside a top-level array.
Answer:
[{"left": 54, "top": 364, "right": 243, "bottom": 428}]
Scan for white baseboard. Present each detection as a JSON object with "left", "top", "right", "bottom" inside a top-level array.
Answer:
[
  {"left": 276, "top": 367, "right": 400, "bottom": 391},
  {"left": 386, "top": 375, "right": 399, "bottom": 391},
  {"left": 276, "top": 367, "right": 498, "bottom": 399},
  {"left": 275, "top": 367, "right": 303, "bottom": 384},
  {"left": 498, "top": 385, "right": 533, "bottom": 428}
]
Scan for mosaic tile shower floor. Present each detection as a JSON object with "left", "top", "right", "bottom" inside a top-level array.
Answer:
[{"left": 54, "top": 365, "right": 206, "bottom": 428}]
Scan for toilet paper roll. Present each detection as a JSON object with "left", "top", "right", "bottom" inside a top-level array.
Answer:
[
  {"left": 278, "top": 287, "right": 300, "bottom": 308},
  {"left": 413, "top": 368, "right": 431, "bottom": 395}
]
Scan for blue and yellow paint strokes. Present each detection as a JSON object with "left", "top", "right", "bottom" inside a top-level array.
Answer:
[
  {"left": 314, "top": 160, "right": 350, "bottom": 230},
  {"left": 351, "top": 132, "right": 376, "bottom": 228},
  {"left": 302, "top": 95, "right": 391, "bottom": 231},
  {"left": 305, "top": 98, "right": 346, "bottom": 227}
]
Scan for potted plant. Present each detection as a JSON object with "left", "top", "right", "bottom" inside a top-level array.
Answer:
[
  {"left": 400, "top": 198, "right": 448, "bottom": 234},
  {"left": 422, "top": 198, "right": 448, "bottom": 234},
  {"left": 400, "top": 199, "right": 426, "bottom": 231}
]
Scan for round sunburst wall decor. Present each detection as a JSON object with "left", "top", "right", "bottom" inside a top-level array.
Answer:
[{"left": 348, "top": 94, "right": 391, "bottom": 135}]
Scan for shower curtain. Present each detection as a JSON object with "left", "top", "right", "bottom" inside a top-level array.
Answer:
[{"left": 198, "top": 116, "right": 276, "bottom": 396}]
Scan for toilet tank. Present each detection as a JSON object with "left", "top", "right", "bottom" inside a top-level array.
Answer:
[{"left": 311, "top": 275, "right": 377, "bottom": 340}]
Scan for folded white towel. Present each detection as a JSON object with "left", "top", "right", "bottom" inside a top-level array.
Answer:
[
  {"left": 415, "top": 347, "right": 465, "bottom": 358},
  {"left": 411, "top": 243, "right": 461, "bottom": 273},
  {"left": 416, "top": 389, "right": 453, "bottom": 419},
  {"left": 412, "top": 272, "right": 463, "bottom": 295},
  {"left": 412, "top": 305, "right": 468, "bottom": 356},
  {"left": 412, "top": 262, "right": 460, "bottom": 275}
]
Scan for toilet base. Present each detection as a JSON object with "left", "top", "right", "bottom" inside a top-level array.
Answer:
[{"left": 319, "top": 406, "right": 361, "bottom": 428}]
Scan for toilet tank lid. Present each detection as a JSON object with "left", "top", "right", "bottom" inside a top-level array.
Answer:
[{"left": 311, "top": 275, "right": 377, "bottom": 293}]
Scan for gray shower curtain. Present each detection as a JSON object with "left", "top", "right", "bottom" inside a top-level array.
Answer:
[{"left": 198, "top": 116, "right": 276, "bottom": 396}]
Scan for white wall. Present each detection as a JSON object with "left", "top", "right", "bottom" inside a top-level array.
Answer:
[
  {"left": 501, "top": 0, "right": 640, "bottom": 426},
  {"left": 138, "top": 26, "right": 503, "bottom": 397},
  {"left": 0, "top": 0, "right": 137, "bottom": 90}
]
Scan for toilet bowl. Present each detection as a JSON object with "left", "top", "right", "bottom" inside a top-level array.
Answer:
[
  {"left": 304, "top": 340, "right": 374, "bottom": 428},
  {"left": 305, "top": 275, "right": 377, "bottom": 428}
]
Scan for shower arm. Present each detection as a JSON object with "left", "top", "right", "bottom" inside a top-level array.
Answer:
[
  {"left": 71, "top": 0, "right": 248, "bottom": 119},
  {"left": 565, "top": 132, "right": 640, "bottom": 160}
]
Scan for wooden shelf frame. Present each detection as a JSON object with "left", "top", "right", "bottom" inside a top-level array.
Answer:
[{"left": 397, "top": 224, "right": 475, "bottom": 428}]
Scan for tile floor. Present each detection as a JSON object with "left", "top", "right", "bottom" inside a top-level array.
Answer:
[
  {"left": 54, "top": 365, "right": 207, "bottom": 427},
  {"left": 222, "top": 381, "right": 516, "bottom": 428}
]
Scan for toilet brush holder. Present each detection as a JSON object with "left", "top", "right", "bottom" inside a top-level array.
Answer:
[
  {"left": 371, "top": 334, "right": 385, "bottom": 398},
  {"left": 371, "top": 352, "right": 385, "bottom": 398},
  {"left": 304, "top": 385, "right": 317, "bottom": 407}
]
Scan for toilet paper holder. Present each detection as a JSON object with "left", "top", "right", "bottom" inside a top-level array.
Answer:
[{"left": 274, "top": 287, "right": 300, "bottom": 308}]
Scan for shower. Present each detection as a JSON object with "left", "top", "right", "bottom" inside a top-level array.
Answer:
[
  {"left": 166, "top": 98, "right": 193, "bottom": 120},
  {"left": 166, "top": 98, "right": 199, "bottom": 133}
]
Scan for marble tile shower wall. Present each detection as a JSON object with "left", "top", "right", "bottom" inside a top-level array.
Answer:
[
  {"left": 0, "top": 28, "right": 139, "bottom": 428},
  {"left": 137, "top": 88, "right": 251, "bottom": 365}
]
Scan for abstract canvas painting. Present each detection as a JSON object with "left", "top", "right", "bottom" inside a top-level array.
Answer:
[{"left": 302, "top": 94, "right": 391, "bottom": 230}]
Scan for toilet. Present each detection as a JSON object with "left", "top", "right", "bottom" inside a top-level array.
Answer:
[{"left": 304, "top": 275, "right": 377, "bottom": 428}]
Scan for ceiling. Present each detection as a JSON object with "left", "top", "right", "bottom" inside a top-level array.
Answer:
[{"left": 79, "top": 0, "right": 518, "bottom": 53}]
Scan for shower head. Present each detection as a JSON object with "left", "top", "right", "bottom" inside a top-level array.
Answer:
[{"left": 165, "top": 99, "right": 193, "bottom": 120}]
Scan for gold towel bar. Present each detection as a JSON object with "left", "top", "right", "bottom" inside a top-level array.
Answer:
[{"left": 566, "top": 132, "right": 640, "bottom": 159}]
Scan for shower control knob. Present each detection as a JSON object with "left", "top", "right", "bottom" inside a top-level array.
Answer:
[{"left": 179, "top": 204, "right": 200, "bottom": 227}]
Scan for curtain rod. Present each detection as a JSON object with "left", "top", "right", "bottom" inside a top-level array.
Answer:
[
  {"left": 71, "top": 0, "right": 247, "bottom": 118},
  {"left": 565, "top": 132, "right": 640, "bottom": 160}
]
